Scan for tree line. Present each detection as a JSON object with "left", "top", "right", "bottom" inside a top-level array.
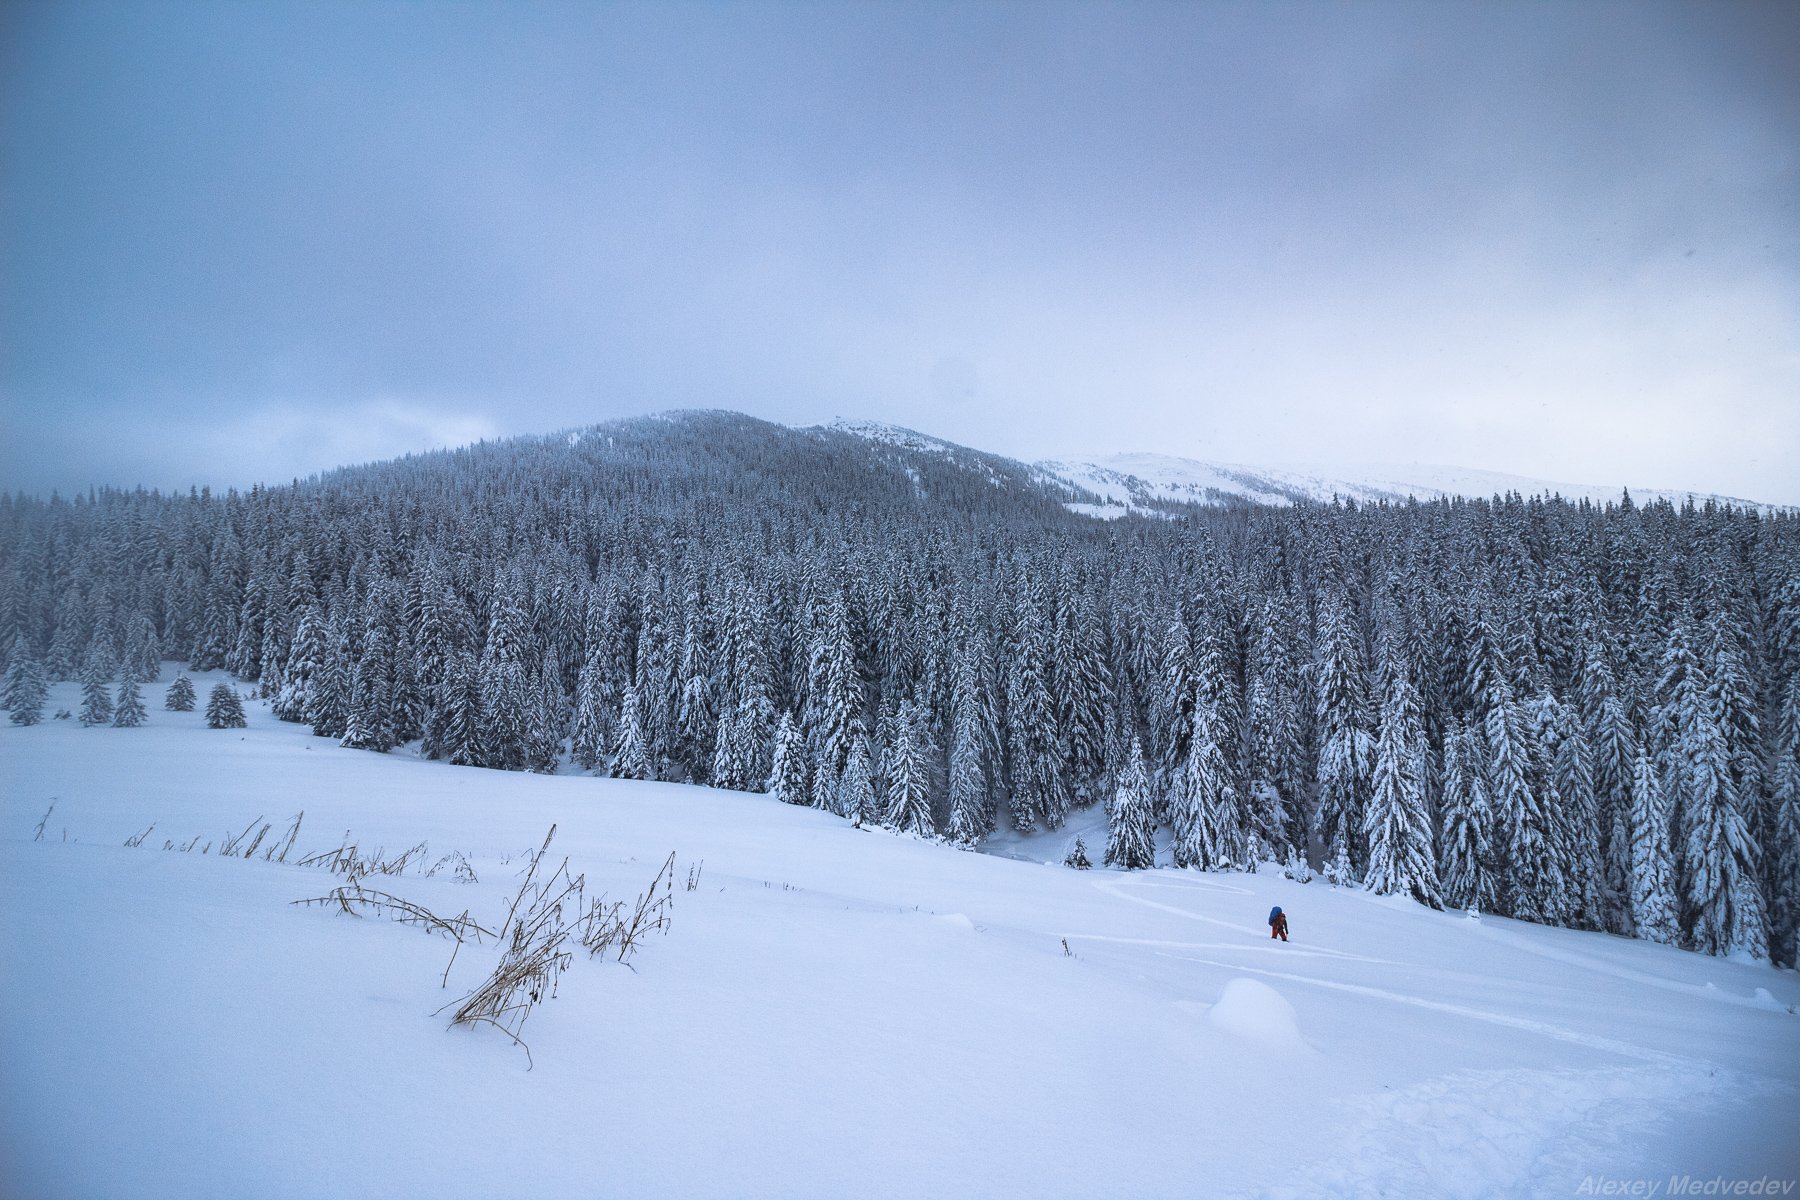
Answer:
[{"left": 1, "top": 412, "right": 1795, "bottom": 963}]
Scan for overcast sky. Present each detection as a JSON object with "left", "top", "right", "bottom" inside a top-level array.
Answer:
[{"left": 3, "top": 0, "right": 1796, "bottom": 502}]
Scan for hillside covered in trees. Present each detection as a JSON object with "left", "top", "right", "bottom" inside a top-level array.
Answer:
[{"left": 2, "top": 411, "right": 1796, "bottom": 964}]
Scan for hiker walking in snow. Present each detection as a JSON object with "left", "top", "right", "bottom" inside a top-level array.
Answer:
[{"left": 1268, "top": 906, "right": 1288, "bottom": 941}]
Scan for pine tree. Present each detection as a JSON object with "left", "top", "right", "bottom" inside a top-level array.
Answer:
[
  {"left": 1314, "top": 596, "right": 1374, "bottom": 882},
  {"left": 1, "top": 635, "right": 36, "bottom": 710},
  {"left": 803, "top": 585, "right": 859, "bottom": 792},
  {"left": 1064, "top": 836, "right": 1093, "bottom": 869},
  {"left": 308, "top": 639, "right": 350, "bottom": 739},
  {"left": 78, "top": 648, "right": 114, "bottom": 727},
  {"left": 1768, "top": 674, "right": 1800, "bottom": 968},
  {"left": 112, "top": 674, "right": 148, "bottom": 727},
  {"left": 273, "top": 606, "right": 327, "bottom": 723},
  {"left": 1439, "top": 721, "right": 1496, "bottom": 912},
  {"left": 839, "top": 735, "right": 876, "bottom": 826},
  {"left": 165, "top": 674, "right": 197, "bottom": 712},
  {"left": 1168, "top": 697, "right": 1240, "bottom": 870},
  {"left": 5, "top": 653, "right": 48, "bottom": 726},
  {"left": 767, "top": 711, "right": 809, "bottom": 805},
  {"left": 1656, "top": 621, "right": 1766, "bottom": 958},
  {"left": 437, "top": 651, "right": 484, "bottom": 768},
  {"left": 1628, "top": 750, "right": 1678, "bottom": 944},
  {"left": 340, "top": 625, "right": 397, "bottom": 752},
  {"left": 885, "top": 700, "right": 934, "bottom": 836},
  {"left": 1363, "top": 672, "right": 1442, "bottom": 907},
  {"left": 1005, "top": 575, "right": 1067, "bottom": 831},
  {"left": 610, "top": 684, "right": 652, "bottom": 781},
  {"left": 570, "top": 647, "right": 612, "bottom": 772},
  {"left": 945, "top": 629, "right": 996, "bottom": 846},
  {"left": 1105, "top": 737, "right": 1157, "bottom": 869},
  {"left": 205, "top": 682, "right": 248, "bottom": 729}
]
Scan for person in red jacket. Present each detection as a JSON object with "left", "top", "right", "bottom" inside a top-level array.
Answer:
[{"left": 1269, "top": 906, "right": 1289, "bottom": 941}]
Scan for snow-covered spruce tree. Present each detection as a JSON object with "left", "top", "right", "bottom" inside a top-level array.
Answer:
[
  {"left": 1105, "top": 736, "right": 1157, "bottom": 870},
  {"left": 1364, "top": 671, "right": 1442, "bottom": 907},
  {"left": 1065, "top": 836, "right": 1092, "bottom": 869},
  {"left": 1580, "top": 639, "right": 1638, "bottom": 934},
  {"left": 839, "top": 735, "right": 876, "bottom": 827},
  {"left": 1655, "top": 620, "right": 1766, "bottom": 958},
  {"left": 78, "top": 648, "right": 114, "bottom": 727},
  {"left": 524, "top": 663, "right": 566, "bottom": 774},
  {"left": 165, "top": 674, "right": 197, "bottom": 712},
  {"left": 340, "top": 625, "right": 396, "bottom": 752},
  {"left": 6, "top": 653, "right": 48, "bottom": 725},
  {"left": 945, "top": 622, "right": 997, "bottom": 846},
  {"left": 1150, "top": 617, "right": 1195, "bottom": 789},
  {"left": 308, "top": 634, "right": 350, "bottom": 739},
  {"left": 1769, "top": 674, "right": 1800, "bottom": 967},
  {"left": 570, "top": 647, "right": 612, "bottom": 772},
  {"left": 1628, "top": 749, "right": 1678, "bottom": 944},
  {"left": 1482, "top": 679, "right": 1538, "bottom": 917},
  {"left": 885, "top": 700, "right": 934, "bottom": 837},
  {"left": 1313, "top": 596, "right": 1373, "bottom": 883},
  {"left": 273, "top": 605, "right": 326, "bottom": 723},
  {"left": 610, "top": 684, "right": 652, "bottom": 781},
  {"left": 1247, "top": 600, "right": 1306, "bottom": 847},
  {"left": 803, "top": 584, "right": 859, "bottom": 800},
  {"left": 434, "top": 651, "right": 484, "bottom": 767},
  {"left": 1168, "top": 696, "right": 1240, "bottom": 870},
  {"left": 767, "top": 710, "right": 809, "bottom": 805},
  {"left": 1, "top": 634, "right": 34, "bottom": 709},
  {"left": 112, "top": 674, "right": 147, "bottom": 727},
  {"left": 1438, "top": 721, "right": 1496, "bottom": 912},
  {"left": 205, "top": 682, "right": 247, "bottom": 729},
  {"left": 1054, "top": 579, "right": 1112, "bottom": 808},
  {"left": 1005, "top": 573, "right": 1067, "bottom": 831}
]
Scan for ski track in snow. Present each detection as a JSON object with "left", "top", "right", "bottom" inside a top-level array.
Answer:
[
  {"left": 1093, "top": 873, "right": 1388, "bottom": 962},
  {"left": 1158, "top": 952, "right": 1705, "bottom": 1069}
]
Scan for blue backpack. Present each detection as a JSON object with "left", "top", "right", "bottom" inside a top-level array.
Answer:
[{"left": 1269, "top": 906, "right": 1283, "bottom": 926}]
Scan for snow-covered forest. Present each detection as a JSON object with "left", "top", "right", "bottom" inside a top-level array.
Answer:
[{"left": 3, "top": 411, "right": 1796, "bottom": 964}]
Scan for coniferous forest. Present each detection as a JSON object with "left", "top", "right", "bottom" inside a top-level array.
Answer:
[{"left": 2, "top": 411, "right": 1796, "bottom": 964}]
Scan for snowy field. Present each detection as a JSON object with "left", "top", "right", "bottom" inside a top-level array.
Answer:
[{"left": 4, "top": 676, "right": 1798, "bottom": 1200}]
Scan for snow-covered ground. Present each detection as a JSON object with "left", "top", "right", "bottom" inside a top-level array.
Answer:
[
  {"left": 1036, "top": 452, "right": 1788, "bottom": 516},
  {"left": 4, "top": 677, "right": 1798, "bottom": 1199}
]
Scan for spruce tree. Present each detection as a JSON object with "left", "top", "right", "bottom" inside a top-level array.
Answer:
[
  {"left": 839, "top": 735, "right": 876, "bottom": 826},
  {"left": 571, "top": 647, "right": 612, "bottom": 772},
  {"left": 205, "top": 682, "right": 248, "bottom": 729},
  {"left": 78, "top": 649, "right": 114, "bottom": 727},
  {"left": 1105, "top": 737, "right": 1157, "bottom": 870},
  {"left": 1168, "top": 697, "right": 1240, "bottom": 870},
  {"left": 6, "top": 654, "right": 48, "bottom": 725},
  {"left": 1314, "top": 596, "right": 1373, "bottom": 882},
  {"left": 438, "top": 652, "right": 484, "bottom": 768},
  {"left": 165, "top": 674, "right": 197, "bottom": 712},
  {"left": 767, "top": 710, "right": 809, "bottom": 805},
  {"left": 1768, "top": 674, "right": 1800, "bottom": 967},
  {"left": 1364, "top": 671, "right": 1442, "bottom": 906},
  {"left": 273, "top": 606, "right": 327, "bottom": 723},
  {"left": 945, "top": 630, "right": 995, "bottom": 846},
  {"left": 1439, "top": 721, "right": 1496, "bottom": 912},
  {"left": 1628, "top": 749, "right": 1678, "bottom": 944},
  {"left": 112, "top": 674, "right": 148, "bottom": 727},
  {"left": 885, "top": 700, "right": 934, "bottom": 836},
  {"left": 610, "top": 684, "right": 652, "bottom": 781}
]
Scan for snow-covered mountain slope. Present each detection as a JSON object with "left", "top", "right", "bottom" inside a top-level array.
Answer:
[
  {"left": 5, "top": 681, "right": 1797, "bottom": 1199},
  {"left": 1036, "top": 452, "right": 1789, "bottom": 516},
  {"left": 805, "top": 416, "right": 1786, "bottom": 516}
]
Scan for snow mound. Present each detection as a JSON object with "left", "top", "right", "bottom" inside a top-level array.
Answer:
[
  {"left": 1207, "top": 977, "right": 1308, "bottom": 1052},
  {"left": 934, "top": 912, "right": 976, "bottom": 931}
]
